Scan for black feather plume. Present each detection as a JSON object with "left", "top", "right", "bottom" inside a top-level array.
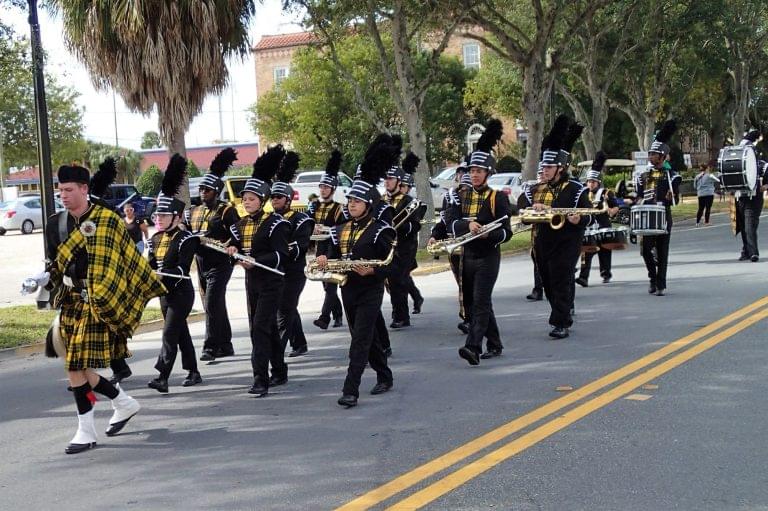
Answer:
[
  {"left": 392, "top": 134, "right": 403, "bottom": 156},
  {"left": 402, "top": 151, "right": 420, "bottom": 174},
  {"left": 161, "top": 154, "right": 187, "bottom": 197},
  {"left": 277, "top": 151, "right": 300, "bottom": 184},
  {"left": 252, "top": 144, "right": 285, "bottom": 183},
  {"left": 655, "top": 119, "right": 677, "bottom": 144},
  {"left": 360, "top": 138, "right": 398, "bottom": 185},
  {"left": 541, "top": 114, "right": 570, "bottom": 152},
  {"left": 743, "top": 129, "right": 761, "bottom": 143},
  {"left": 476, "top": 119, "right": 503, "bottom": 153},
  {"left": 209, "top": 147, "right": 238, "bottom": 177},
  {"left": 563, "top": 121, "right": 584, "bottom": 153},
  {"left": 591, "top": 151, "right": 607, "bottom": 172},
  {"left": 324, "top": 149, "right": 342, "bottom": 177},
  {"left": 365, "top": 133, "right": 393, "bottom": 161},
  {"left": 90, "top": 157, "right": 117, "bottom": 197}
]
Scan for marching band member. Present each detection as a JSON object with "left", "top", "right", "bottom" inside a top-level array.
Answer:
[
  {"left": 519, "top": 115, "right": 592, "bottom": 339},
  {"left": 228, "top": 146, "right": 291, "bottom": 397},
  {"left": 637, "top": 120, "right": 681, "bottom": 296},
  {"left": 444, "top": 119, "right": 512, "bottom": 365},
  {"left": 576, "top": 152, "right": 620, "bottom": 287},
  {"left": 270, "top": 152, "right": 316, "bottom": 363},
  {"left": 733, "top": 129, "right": 767, "bottom": 262},
  {"left": 147, "top": 155, "right": 202, "bottom": 393},
  {"left": 309, "top": 150, "right": 345, "bottom": 333},
  {"left": 87, "top": 158, "right": 136, "bottom": 384},
  {"left": 185, "top": 148, "right": 240, "bottom": 362},
  {"left": 398, "top": 165, "right": 426, "bottom": 315},
  {"left": 523, "top": 167, "right": 545, "bottom": 301},
  {"left": 384, "top": 150, "right": 422, "bottom": 329},
  {"left": 315, "top": 136, "right": 397, "bottom": 408},
  {"left": 44, "top": 163, "right": 164, "bottom": 454}
]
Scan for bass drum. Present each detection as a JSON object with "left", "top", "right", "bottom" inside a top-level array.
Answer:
[
  {"left": 598, "top": 226, "right": 628, "bottom": 250},
  {"left": 582, "top": 227, "right": 602, "bottom": 253},
  {"left": 718, "top": 145, "right": 757, "bottom": 192}
]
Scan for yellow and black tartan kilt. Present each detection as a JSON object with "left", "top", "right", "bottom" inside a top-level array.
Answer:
[{"left": 59, "top": 290, "right": 130, "bottom": 370}]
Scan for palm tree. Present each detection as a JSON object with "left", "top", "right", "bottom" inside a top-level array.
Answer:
[{"left": 51, "top": 0, "right": 255, "bottom": 201}]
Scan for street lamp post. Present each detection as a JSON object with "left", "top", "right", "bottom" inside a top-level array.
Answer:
[{"left": 27, "top": 0, "right": 56, "bottom": 254}]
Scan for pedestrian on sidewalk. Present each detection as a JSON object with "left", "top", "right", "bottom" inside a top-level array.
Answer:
[{"left": 694, "top": 162, "right": 718, "bottom": 226}]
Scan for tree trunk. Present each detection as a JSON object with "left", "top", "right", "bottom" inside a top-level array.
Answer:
[
  {"left": 167, "top": 127, "right": 190, "bottom": 206},
  {"left": 521, "top": 61, "right": 554, "bottom": 181}
]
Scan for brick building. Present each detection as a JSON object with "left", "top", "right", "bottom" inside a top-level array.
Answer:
[{"left": 138, "top": 141, "right": 261, "bottom": 173}]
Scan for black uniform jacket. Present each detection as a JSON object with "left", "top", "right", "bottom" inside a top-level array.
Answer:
[
  {"left": 281, "top": 209, "right": 315, "bottom": 275},
  {"left": 444, "top": 186, "right": 513, "bottom": 257},
  {"left": 518, "top": 178, "right": 593, "bottom": 244},
  {"left": 147, "top": 227, "right": 200, "bottom": 290},
  {"left": 184, "top": 201, "right": 239, "bottom": 266},
  {"left": 229, "top": 211, "right": 291, "bottom": 276}
]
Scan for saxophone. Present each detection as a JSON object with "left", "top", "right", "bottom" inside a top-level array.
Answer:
[
  {"left": 518, "top": 202, "right": 608, "bottom": 230},
  {"left": 305, "top": 247, "right": 395, "bottom": 286}
]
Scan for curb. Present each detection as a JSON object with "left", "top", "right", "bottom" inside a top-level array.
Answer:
[{"left": 0, "top": 311, "right": 207, "bottom": 361}]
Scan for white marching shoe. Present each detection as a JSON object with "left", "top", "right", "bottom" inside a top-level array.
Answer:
[
  {"left": 65, "top": 409, "right": 97, "bottom": 454},
  {"left": 105, "top": 385, "right": 140, "bottom": 437}
]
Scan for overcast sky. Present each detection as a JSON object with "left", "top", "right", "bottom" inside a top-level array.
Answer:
[{"left": 3, "top": 0, "right": 303, "bottom": 151}]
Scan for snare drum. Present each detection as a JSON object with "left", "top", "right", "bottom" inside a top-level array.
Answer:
[
  {"left": 630, "top": 205, "right": 667, "bottom": 235},
  {"left": 582, "top": 227, "right": 602, "bottom": 253},
  {"left": 598, "top": 226, "right": 629, "bottom": 250},
  {"left": 718, "top": 145, "right": 757, "bottom": 192}
]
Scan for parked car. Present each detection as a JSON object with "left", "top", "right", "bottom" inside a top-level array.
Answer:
[
  {"left": 101, "top": 184, "right": 156, "bottom": 220},
  {"left": 488, "top": 172, "right": 524, "bottom": 211},
  {"left": 432, "top": 166, "right": 459, "bottom": 191},
  {"left": 0, "top": 196, "right": 64, "bottom": 235}
]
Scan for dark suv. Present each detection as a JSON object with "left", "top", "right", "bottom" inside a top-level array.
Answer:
[{"left": 102, "top": 184, "right": 156, "bottom": 220}]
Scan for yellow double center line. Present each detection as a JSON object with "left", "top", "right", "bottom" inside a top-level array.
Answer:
[{"left": 337, "top": 296, "right": 768, "bottom": 511}]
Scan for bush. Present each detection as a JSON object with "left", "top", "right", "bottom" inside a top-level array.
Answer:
[
  {"left": 497, "top": 155, "right": 522, "bottom": 173},
  {"left": 136, "top": 165, "right": 163, "bottom": 196}
]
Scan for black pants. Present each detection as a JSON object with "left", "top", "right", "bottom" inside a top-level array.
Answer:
[
  {"left": 155, "top": 281, "right": 197, "bottom": 378},
  {"left": 340, "top": 283, "right": 392, "bottom": 397},
  {"left": 449, "top": 253, "right": 469, "bottom": 321},
  {"left": 531, "top": 248, "right": 543, "bottom": 292},
  {"left": 537, "top": 237, "right": 580, "bottom": 329},
  {"left": 462, "top": 250, "right": 503, "bottom": 354},
  {"left": 404, "top": 275, "right": 422, "bottom": 305},
  {"left": 277, "top": 270, "right": 308, "bottom": 351},
  {"left": 696, "top": 195, "right": 714, "bottom": 224},
  {"left": 739, "top": 195, "right": 763, "bottom": 257},
  {"left": 641, "top": 233, "right": 671, "bottom": 290},
  {"left": 388, "top": 256, "right": 411, "bottom": 323},
  {"left": 110, "top": 351, "right": 130, "bottom": 374},
  {"left": 319, "top": 282, "right": 343, "bottom": 322},
  {"left": 579, "top": 250, "right": 612, "bottom": 282},
  {"left": 198, "top": 259, "right": 234, "bottom": 354},
  {"left": 245, "top": 271, "right": 285, "bottom": 383}
]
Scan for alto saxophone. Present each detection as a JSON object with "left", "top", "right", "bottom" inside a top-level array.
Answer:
[
  {"left": 518, "top": 202, "right": 608, "bottom": 230},
  {"left": 305, "top": 247, "right": 395, "bottom": 286}
]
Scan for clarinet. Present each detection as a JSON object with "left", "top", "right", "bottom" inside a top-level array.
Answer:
[{"left": 199, "top": 237, "right": 285, "bottom": 276}]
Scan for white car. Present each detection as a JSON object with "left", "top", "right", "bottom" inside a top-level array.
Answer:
[
  {"left": 0, "top": 197, "right": 64, "bottom": 235},
  {"left": 488, "top": 172, "right": 524, "bottom": 210},
  {"left": 291, "top": 171, "right": 355, "bottom": 204}
]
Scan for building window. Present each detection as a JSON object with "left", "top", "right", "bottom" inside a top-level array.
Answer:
[
  {"left": 274, "top": 66, "right": 289, "bottom": 87},
  {"left": 462, "top": 43, "right": 480, "bottom": 70}
]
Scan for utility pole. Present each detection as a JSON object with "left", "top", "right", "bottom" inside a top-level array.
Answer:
[
  {"left": 0, "top": 126, "right": 5, "bottom": 203},
  {"left": 218, "top": 94, "right": 224, "bottom": 141},
  {"left": 28, "top": 0, "right": 55, "bottom": 255},
  {"left": 113, "top": 89, "right": 119, "bottom": 147}
]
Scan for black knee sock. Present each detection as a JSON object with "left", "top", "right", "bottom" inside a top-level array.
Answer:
[
  {"left": 93, "top": 376, "right": 119, "bottom": 399},
  {"left": 72, "top": 383, "right": 95, "bottom": 415}
]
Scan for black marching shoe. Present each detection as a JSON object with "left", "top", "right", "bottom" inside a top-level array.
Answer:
[
  {"left": 338, "top": 394, "right": 358, "bottom": 408},
  {"left": 214, "top": 347, "right": 235, "bottom": 358},
  {"left": 648, "top": 283, "right": 657, "bottom": 294},
  {"left": 526, "top": 289, "right": 543, "bottom": 301},
  {"left": 655, "top": 288, "right": 666, "bottom": 296},
  {"left": 412, "top": 296, "right": 424, "bottom": 314},
  {"left": 248, "top": 378, "right": 268, "bottom": 397},
  {"left": 480, "top": 348, "right": 502, "bottom": 360},
  {"left": 602, "top": 275, "right": 612, "bottom": 284},
  {"left": 549, "top": 327, "right": 569, "bottom": 339},
  {"left": 751, "top": 255, "right": 759, "bottom": 262},
  {"left": 313, "top": 318, "right": 330, "bottom": 330},
  {"left": 458, "top": 347, "right": 480, "bottom": 366},
  {"left": 390, "top": 320, "right": 411, "bottom": 329},
  {"left": 199, "top": 349, "right": 216, "bottom": 362},
  {"left": 269, "top": 374, "right": 288, "bottom": 387},
  {"left": 370, "top": 382, "right": 393, "bottom": 395},
  {"left": 288, "top": 345, "right": 308, "bottom": 357},
  {"left": 383, "top": 347, "right": 393, "bottom": 358},
  {"left": 739, "top": 254, "right": 750, "bottom": 261},
  {"left": 457, "top": 321, "right": 470, "bottom": 334},
  {"left": 109, "top": 367, "right": 132, "bottom": 385},
  {"left": 332, "top": 317, "right": 344, "bottom": 328},
  {"left": 575, "top": 277, "right": 588, "bottom": 288},
  {"left": 182, "top": 371, "right": 202, "bottom": 387},
  {"left": 147, "top": 377, "right": 169, "bottom": 393}
]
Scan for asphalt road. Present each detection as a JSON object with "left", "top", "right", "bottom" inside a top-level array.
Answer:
[{"left": 1, "top": 212, "right": 767, "bottom": 511}]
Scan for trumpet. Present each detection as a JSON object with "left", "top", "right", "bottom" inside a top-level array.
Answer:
[
  {"left": 305, "top": 247, "right": 395, "bottom": 286},
  {"left": 199, "top": 236, "right": 285, "bottom": 276},
  {"left": 310, "top": 225, "right": 333, "bottom": 241},
  {"left": 427, "top": 217, "right": 529, "bottom": 255},
  {"left": 518, "top": 202, "right": 608, "bottom": 230}
]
